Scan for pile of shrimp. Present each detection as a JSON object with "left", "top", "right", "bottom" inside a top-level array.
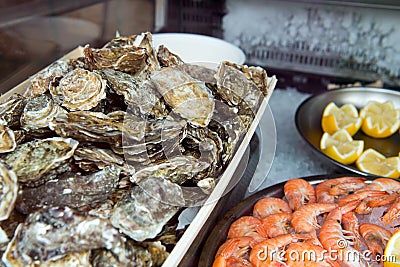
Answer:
[{"left": 212, "top": 177, "right": 400, "bottom": 267}]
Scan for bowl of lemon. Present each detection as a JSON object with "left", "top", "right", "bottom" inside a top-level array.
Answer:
[{"left": 296, "top": 87, "right": 400, "bottom": 178}]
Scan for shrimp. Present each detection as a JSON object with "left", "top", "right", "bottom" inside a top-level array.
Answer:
[
  {"left": 228, "top": 216, "right": 266, "bottom": 242},
  {"left": 315, "top": 177, "right": 366, "bottom": 203},
  {"left": 355, "top": 194, "right": 398, "bottom": 215},
  {"left": 329, "top": 182, "right": 367, "bottom": 196},
  {"left": 249, "top": 233, "right": 310, "bottom": 267},
  {"left": 261, "top": 213, "right": 293, "bottom": 238},
  {"left": 284, "top": 178, "right": 316, "bottom": 210},
  {"left": 213, "top": 236, "right": 256, "bottom": 267},
  {"left": 253, "top": 197, "right": 291, "bottom": 219},
  {"left": 337, "top": 190, "right": 387, "bottom": 206},
  {"left": 285, "top": 241, "right": 340, "bottom": 267},
  {"left": 364, "top": 178, "right": 400, "bottom": 194},
  {"left": 319, "top": 200, "right": 369, "bottom": 267},
  {"left": 291, "top": 203, "right": 338, "bottom": 233},
  {"left": 382, "top": 196, "right": 400, "bottom": 226},
  {"left": 359, "top": 223, "right": 392, "bottom": 261},
  {"left": 342, "top": 211, "right": 366, "bottom": 251}
]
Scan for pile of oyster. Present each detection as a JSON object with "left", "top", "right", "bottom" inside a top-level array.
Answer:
[{"left": 0, "top": 32, "right": 276, "bottom": 266}]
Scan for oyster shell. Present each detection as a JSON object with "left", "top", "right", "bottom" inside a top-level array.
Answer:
[
  {"left": 3, "top": 228, "right": 92, "bottom": 267},
  {"left": 111, "top": 181, "right": 181, "bottom": 242},
  {"left": 73, "top": 146, "right": 132, "bottom": 173},
  {"left": 103, "top": 32, "right": 160, "bottom": 73},
  {"left": 91, "top": 240, "right": 168, "bottom": 267},
  {"left": 50, "top": 111, "right": 125, "bottom": 145},
  {"left": 100, "top": 68, "right": 167, "bottom": 118},
  {"left": 181, "top": 63, "right": 217, "bottom": 84},
  {"left": 0, "top": 125, "right": 16, "bottom": 153},
  {"left": 0, "top": 161, "right": 18, "bottom": 221},
  {"left": 3, "top": 207, "right": 125, "bottom": 265},
  {"left": 84, "top": 44, "right": 149, "bottom": 76},
  {"left": 16, "top": 165, "right": 120, "bottom": 214},
  {"left": 24, "top": 60, "right": 74, "bottom": 98},
  {"left": 3, "top": 137, "right": 78, "bottom": 186},
  {"left": 20, "top": 95, "right": 66, "bottom": 132},
  {"left": 0, "top": 95, "right": 26, "bottom": 128},
  {"left": 157, "top": 45, "right": 184, "bottom": 67},
  {"left": 131, "top": 155, "right": 208, "bottom": 185},
  {"left": 150, "top": 67, "right": 215, "bottom": 127},
  {"left": 50, "top": 68, "right": 107, "bottom": 111}
]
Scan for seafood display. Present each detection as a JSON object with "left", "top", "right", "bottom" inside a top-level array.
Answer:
[
  {"left": 0, "top": 32, "right": 276, "bottom": 266},
  {"left": 212, "top": 177, "right": 400, "bottom": 267}
]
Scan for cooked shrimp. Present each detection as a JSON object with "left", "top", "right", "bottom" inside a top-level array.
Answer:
[
  {"left": 253, "top": 197, "right": 291, "bottom": 219},
  {"left": 284, "top": 178, "right": 316, "bottom": 210},
  {"left": 329, "top": 182, "right": 367, "bottom": 196},
  {"left": 319, "top": 201, "right": 369, "bottom": 267},
  {"left": 291, "top": 203, "right": 338, "bottom": 233},
  {"left": 213, "top": 236, "right": 256, "bottom": 267},
  {"left": 285, "top": 241, "right": 340, "bottom": 267},
  {"left": 382, "top": 196, "right": 400, "bottom": 226},
  {"left": 365, "top": 178, "right": 400, "bottom": 193},
  {"left": 249, "top": 233, "right": 309, "bottom": 267},
  {"left": 342, "top": 211, "right": 366, "bottom": 251},
  {"left": 228, "top": 216, "right": 266, "bottom": 242},
  {"left": 355, "top": 194, "right": 398, "bottom": 215},
  {"left": 315, "top": 177, "right": 366, "bottom": 203},
  {"left": 337, "top": 190, "right": 387, "bottom": 206},
  {"left": 359, "top": 223, "right": 392, "bottom": 261},
  {"left": 261, "top": 213, "right": 293, "bottom": 238}
]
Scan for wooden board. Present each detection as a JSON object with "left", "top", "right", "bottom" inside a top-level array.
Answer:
[{"left": 1, "top": 46, "right": 276, "bottom": 267}]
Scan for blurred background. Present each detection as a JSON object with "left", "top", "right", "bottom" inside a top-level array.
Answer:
[{"left": 1, "top": 0, "right": 400, "bottom": 93}]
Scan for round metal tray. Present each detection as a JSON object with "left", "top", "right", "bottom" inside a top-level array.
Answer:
[
  {"left": 198, "top": 174, "right": 367, "bottom": 266},
  {"left": 295, "top": 87, "right": 400, "bottom": 176}
]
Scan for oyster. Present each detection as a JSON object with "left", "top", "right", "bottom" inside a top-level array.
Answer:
[
  {"left": 182, "top": 126, "right": 224, "bottom": 180},
  {"left": 3, "top": 228, "right": 92, "bottom": 267},
  {"left": 0, "top": 161, "right": 18, "bottom": 221},
  {"left": 103, "top": 32, "right": 160, "bottom": 73},
  {"left": 0, "top": 125, "right": 16, "bottom": 153},
  {"left": 100, "top": 68, "right": 167, "bottom": 118},
  {"left": 157, "top": 45, "right": 184, "bottom": 67},
  {"left": 73, "top": 146, "right": 132, "bottom": 173},
  {"left": 131, "top": 155, "right": 208, "bottom": 185},
  {"left": 16, "top": 165, "right": 120, "bottom": 214},
  {"left": 3, "top": 207, "right": 125, "bottom": 265},
  {"left": 50, "top": 68, "right": 107, "bottom": 111},
  {"left": 50, "top": 111, "right": 125, "bottom": 145},
  {"left": 150, "top": 67, "right": 215, "bottom": 127},
  {"left": 84, "top": 44, "right": 148, "bottom": 76},
  {"left": 91, "top": 240, "right": 168, "bottom": 267},
  {"left": 0, "top": 225, "right": 8, "bottom": 250},
  {"left": 0, "top": 95, "right": 26, "bottom": 128},
  {"left": 181, "top": 63, "right": 217, "bottom": 84},
  {"left": 3, "top": 137, "right": 78, "bottom": 186},
  {"left": 111, "top": 181, "right": 181, "bottom": 241},
  {"left": 20, "top": 95, "right": 66, "bottom": 132},
  {"left": 24, "top": 60, "right": 73, "bottom": 98}
]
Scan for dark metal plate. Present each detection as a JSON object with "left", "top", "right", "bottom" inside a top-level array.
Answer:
[
  {"left": 198, "top": 173, "right": 366, "bottom": 267},
  {"left": 295, "top": 87, "right": 400, "bottom": 176}
]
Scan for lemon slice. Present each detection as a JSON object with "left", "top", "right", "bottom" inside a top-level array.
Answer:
[
  {"left": 321, "top": 102, "right": 362, "bottom": 136},
  {"left": 360, "top": 101, "right": 400, "bottom": 138},
  {"left": 320, "top": 129, "right": 364, "bottom": 165},
  {"left": 384, "top": 231, "right": 400, "bottom": 267},
  {"left": 356, "top": 148, "right": 400, "bottom": 178}
]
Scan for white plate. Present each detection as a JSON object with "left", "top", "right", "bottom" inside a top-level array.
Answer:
[{"left": 152, "top": 33, "right": 246, "bottom": 65}]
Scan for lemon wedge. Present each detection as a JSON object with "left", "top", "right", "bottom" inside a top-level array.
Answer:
[
  {"left": 320, "top": 129, "right": 364, "bottom": 165},
  {"left": 384, "top": 231, "right": 400, "bottom": 267},
  {"left": 360, "top": 101, "right": 400, "bottom": 138},
  {"left": 321, "top": 102, "right": 362, "bottom": 136},
  {"left": 356, "top": 148, "right": 400, "bottom": 178}
]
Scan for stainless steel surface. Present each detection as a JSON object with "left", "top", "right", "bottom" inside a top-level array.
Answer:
[{"left": 295, "top": 87, "right": 400, "bottom": 176}]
